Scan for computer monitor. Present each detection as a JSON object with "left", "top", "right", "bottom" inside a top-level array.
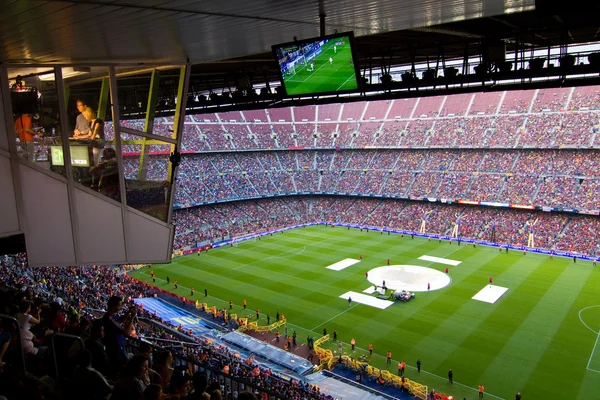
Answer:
[{"left": 50, "top": 145, "right": 90, "bottom": 167}]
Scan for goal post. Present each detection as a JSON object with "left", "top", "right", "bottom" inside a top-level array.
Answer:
[{"left": 232, "top": 236, "right": 258, "bottom": 247}]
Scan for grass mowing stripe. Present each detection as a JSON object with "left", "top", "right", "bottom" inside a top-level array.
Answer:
[
  {"left": 530, "top": 261, "right": 600, "bottom": 399},
  {"left": 431, "top": 254, "right": 550, "bottom": 398},
  {"left": 129, "top": 225, "right": 600, "bottom": 400},
  {"left": 401, "top": 250, "right": 508, "bottom": 372},
  {"left": 482, "top": 258, "right": 591, "bottom": 398}
]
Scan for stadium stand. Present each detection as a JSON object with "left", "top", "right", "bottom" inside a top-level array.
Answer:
[
  {"left": 5, "top": 85, "right": 600, "bottom": 400},
  {"left": 0, "top": 255, "right": 339, "bottom": 400}
]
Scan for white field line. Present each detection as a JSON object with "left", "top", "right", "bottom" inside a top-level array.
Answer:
[
  {"left": 232, "top": 246, "right": 306, "bottom": 270},
  {"left": 148, "top": 237, "right": 505, "bottom": 399},
  {"left": 578, "top": 305, "right": 600, "bottom": 334},
  {"left": 336, "top": 73, "right": 356, "bottom": 91},
  {"left": 587, "top": 331, "right": 600, "bottom": 373},
  {"left": 310, "top": 304, "right": 359, "bottom": 331}
]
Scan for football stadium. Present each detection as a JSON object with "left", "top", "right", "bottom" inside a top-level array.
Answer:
[{"left": 2, "top": 2, "right": 600, "bottom": 400}]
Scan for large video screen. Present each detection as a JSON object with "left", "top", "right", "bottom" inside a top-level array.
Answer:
[{"left": 272, "top": 32, "right": 360, "bottom": 97}]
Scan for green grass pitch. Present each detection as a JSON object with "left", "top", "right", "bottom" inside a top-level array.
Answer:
[
  {"left": 282, "top": 37, "right": 357, "bottom": 95},
  {"left": 130, "top": 225, "right": 600, "bottom": 399}
]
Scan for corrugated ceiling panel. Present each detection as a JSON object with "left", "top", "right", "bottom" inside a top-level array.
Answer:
[{"left": 0, "top": 0, "right": 535, "bottom": 63}]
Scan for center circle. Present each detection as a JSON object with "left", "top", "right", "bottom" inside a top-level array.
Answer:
[{"left": 367, "top": 265, "right": 451, "bottom": 292}]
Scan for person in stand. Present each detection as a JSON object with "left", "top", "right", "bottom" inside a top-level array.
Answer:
[
  {"left": 82, "top": 107, "right": 105, "bottom": 165},
  {"left": 417, "top": 359, "right": 421, "bottom": 372},
  {"left": 85, "top": 319, "right": 110, "bottom": 377},
  {"left": 448, "top": 369, "right": 453, "bottom": 384},
  {"left": 102, "top": 296, "right": 137, "bottom": 376},
  {"left": 73, "top": 99, "right": 91, "bottom": 138},
  {"left": 90, "top": 147, "right": 119, "bottom": 198},
  {"left": 14, "top": 113, "right": 41, "bottom": 162}
]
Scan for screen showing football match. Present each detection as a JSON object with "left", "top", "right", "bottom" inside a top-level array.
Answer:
[{"left": 273, "top": 33, "right": 359, "bottom": 96}]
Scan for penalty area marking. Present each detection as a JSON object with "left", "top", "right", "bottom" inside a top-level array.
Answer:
[
  {"left": 471, "top": 285, "right": 509, "bottom": 304},
  {"left": 326, "top": 258, "right": 361, "bottom": 271},
  {"left": 418, "top": 255, "right": 462, "bottom": 266},
  {"left": 579, "top": 305, "right": 600, "bottom": 374}
]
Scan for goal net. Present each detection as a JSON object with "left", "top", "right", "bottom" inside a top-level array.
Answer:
[{"left": 232, "top": 236, "right": 258, "bottom": 247}]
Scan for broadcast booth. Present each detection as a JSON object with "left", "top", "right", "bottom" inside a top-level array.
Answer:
[{"left": 0, "top": 64, "right": 191, "bottom": 266}]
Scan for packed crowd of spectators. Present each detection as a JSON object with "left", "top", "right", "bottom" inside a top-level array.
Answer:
[
  {"left": 0, "top": 255, "right": 335, "bottom": 400},
  {"left": 101, "top": 86, "right": 599, "bottom": 152},
  {"left": 169, "top": 196, "right": 599, "bottom": 255},
  {"left": 162, "top": 149, "right": 599, "bottom": 213}
]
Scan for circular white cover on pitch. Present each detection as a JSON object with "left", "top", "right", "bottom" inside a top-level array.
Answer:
[{"left": 367, "top": 265, "right": 451, "bottom": 292}]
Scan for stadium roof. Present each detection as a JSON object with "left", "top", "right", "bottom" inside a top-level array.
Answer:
[
  {"left": 3, "top": 0, "right": 600, "bottom": 104},
  {"left": 0, "top": 0, "right": 537, "bottom": 64}
]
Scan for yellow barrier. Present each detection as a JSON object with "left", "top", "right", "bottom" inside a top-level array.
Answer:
[
  {"left": 311, "top": 334, "right": 428, "bottom": 400},
  {"left": 256, "top": 319, "right": 286, "bottom": 332},
  {"left": 236, "top": 317, "right": 287, "bottom": 333},
  {"left": 234, "top": 320, "right": 430, "bottom": 400}
]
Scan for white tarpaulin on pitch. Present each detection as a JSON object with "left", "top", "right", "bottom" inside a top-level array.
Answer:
[
  {"left": 339, "top": 291, "right": 394, "bottom": 309},
  {"left": 418, "top": 255, "right": 462, "bottom": 266},
  {"left": 326, "top": 258, "right": 361, "bottom": 271},
  {"left": 472, "top": 285, "right": 509, "bottom": 304}
]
